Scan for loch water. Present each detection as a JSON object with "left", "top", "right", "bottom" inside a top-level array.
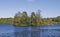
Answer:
[{"left": 0, "top": 24, "right": 60, "bottom": 37}]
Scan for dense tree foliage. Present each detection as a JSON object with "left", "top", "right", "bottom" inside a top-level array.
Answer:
[
  {"left": 0, "top": 11, "right": 60, "bottom": 26},
  {"left": 13, "top": 12, "right": 21, "bottom": 26},
  {"left": 0, "top": 18, "right": 13, "bottom": 24},
  {"left": 20, "top": 11, "right": 29, "bottom": 26},
  {"left": 52, "top": 16, "right": 60, "bottom": 24},
  {"left": 30, "top": 12, "right": 37, "bottom": 26}
]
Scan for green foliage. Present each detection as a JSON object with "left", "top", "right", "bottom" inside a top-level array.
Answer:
[
  {"left": 30, "top": 12, "right": 37, "bottom": 26},
  {"left": 13, "top": 12, "right": 21, "bottom": 26},
  {"left": 0, "top": 18, "right": 13, "bottom": 24},
  {"left": 52, "top": 16, "right": 60, "bottom": 24},
  {"left": 20, "top": 11, "right": 29, "bottom": 26},
  {"left": 0, "top": 11, "right": 60, "bottom": 26}
]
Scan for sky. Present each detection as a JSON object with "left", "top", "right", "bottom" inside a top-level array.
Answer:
[{"left": 0, "top": 0, "right": 60, "bottom": 18}]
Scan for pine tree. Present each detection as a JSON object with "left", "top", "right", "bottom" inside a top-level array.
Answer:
[
  {"left": 36, "top": 10, "right": 42, "bottom": 26},
  {"left": 30, "top": 12, "right": 37, "bottom": 26},
  {"left": 13, "top": 11, "right": 21, "bottom": 26},
  {"left": 20, "top": 11, "right": 29, "bottom": 26}
]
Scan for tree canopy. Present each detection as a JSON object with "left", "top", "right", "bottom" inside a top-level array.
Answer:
[{"left": 0, "top": 10, "right": 60, "bottom": 26}]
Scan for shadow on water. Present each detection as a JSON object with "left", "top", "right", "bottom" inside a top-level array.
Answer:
[
  {"left": 15, "top": 26, "right": 40, "bottom": 37},
  {"left": 0, "top": 24, "right": 60, "bottom": 37}
]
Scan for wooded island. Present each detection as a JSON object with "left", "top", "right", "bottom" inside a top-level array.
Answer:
[{"left": 0, "top": 10, "right": 60, "bottom": 26}]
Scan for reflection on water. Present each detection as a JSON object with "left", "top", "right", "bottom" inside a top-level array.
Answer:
[
  {"left": 15, "top": 31, "right": 40, "bottom": 37},
  {"left": 15, "top": 27, "right": 40, "bottom": 37},
  {"left": 0, "top": 26, "right": 60, "bottom": 37},
  {"left": 0, "top": 32, "right": 15, "bottom": 37},
  {"left": 40, "top": 29, "right": 60, "bottom": 37}
]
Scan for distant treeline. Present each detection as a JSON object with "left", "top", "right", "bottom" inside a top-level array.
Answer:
[{"left": 0, "top": 10, "right": 60, "bottom": 26}]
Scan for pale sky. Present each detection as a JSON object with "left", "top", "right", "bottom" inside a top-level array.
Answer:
[{"left": 0, "top": 0, "right": 60, "bottom": 18}]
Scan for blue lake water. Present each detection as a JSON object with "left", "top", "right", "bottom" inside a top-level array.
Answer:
[{"left": 0, "top": 24, "right": 60, "bottom": 37}]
